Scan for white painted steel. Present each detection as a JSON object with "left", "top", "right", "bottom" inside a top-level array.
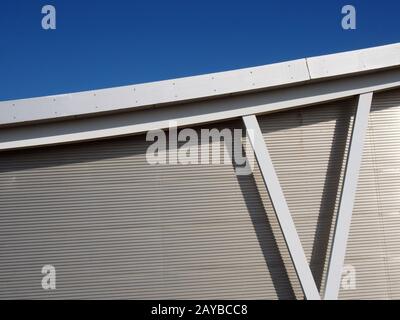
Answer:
[
  {"left": 0, "top": 43, "right": 399, "bottom": 127},
  {"left": 242, "top": 115, "right": 321, "bottom": 300},
  {"left": 324, "top": 92, "right": 373, "bottom": 300},
  {"left": 0, "top": 59, "right": 310, "bottom": 126},
  {"left": 307, "top": 43, "right": 400, "bottom": 79},
  {"left": 0, "top": 69, "right": 399, "bottom": 151}
]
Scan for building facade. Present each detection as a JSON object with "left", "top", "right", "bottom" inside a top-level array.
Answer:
[{"left": 0, "top": 44, "right": 400, "bottom": 299}]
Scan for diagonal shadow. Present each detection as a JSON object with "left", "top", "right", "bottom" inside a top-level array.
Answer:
[
  {"left": 232, "top": 141, "right": 295, "bottom": 300},
  {"left": 309, "top": 106, "right": 355, "bottom": 291}
]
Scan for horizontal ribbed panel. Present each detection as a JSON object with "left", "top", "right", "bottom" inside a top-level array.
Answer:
[
  {"left": 256, "top": 88, "right": 400, "bottom": 300},
  {"left": 256, "top": 99, "right": 356, "bottom": 299},
  {"left": 1, "top": 88, "right": 399, "bottom": 299},
  {"left": 340, "top": 88, "right": 400, "bottom": 299},
  {"left": 0, "top": 121, "right": 294, "bottom": 299}
]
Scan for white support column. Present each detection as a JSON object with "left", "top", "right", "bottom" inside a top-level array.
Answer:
[
  {"left": 242, "top": 115, "right": 321, "bottom": 300},
  {"left": 324, "top": 92, "right": 373, "bottom": 300}
]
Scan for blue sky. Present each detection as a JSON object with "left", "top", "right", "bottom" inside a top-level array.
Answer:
[{"left": 0, "top": 0, "right": 399, "bottom": 101}]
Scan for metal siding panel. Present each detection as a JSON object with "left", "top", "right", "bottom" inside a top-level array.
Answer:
[
  {"left": 256, "top": 99, "right": 356, "bottom": 298},
  {"left": 256, "top": 89, "right": 400, "bottom": 300},
  {"left": 0, "top": 120, "right": 293, "bottom": 299},
  {"left": 341, "top": 88, "right": 400, "bottom": 299},
  {"left": 1, "top": 88, "right": 400, "bottom": 300}
]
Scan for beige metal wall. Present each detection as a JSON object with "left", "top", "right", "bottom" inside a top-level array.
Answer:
[
  {"left": 255, "top": 88, "right": 400, "bottom": 299},
  {"left": 0, "top": 88, "right": 399, "bottom": 299},
  {"left": 256, "top": 97, "right": 356, "bottom": 299},
  {"left": 342, "top": 88, "right": 400, "bottom": 299},
  {"left": 0, "top": 120, "right": 293, "bottom": 299}
]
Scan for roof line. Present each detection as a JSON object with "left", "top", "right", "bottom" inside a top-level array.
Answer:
[{"left": 1, "top": 43, "right": 400, "bottom": 126}]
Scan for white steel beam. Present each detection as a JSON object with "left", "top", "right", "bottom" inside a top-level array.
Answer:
[
  {"left": 242, "top": 115, "right": 321, "bottom": 300},
  {"left": 0, "top": 70, "right": 399, "bottom": 152},
  {"left": 1, "top": 43, "right": 399, "bottom": 127},
  {"left": 324, "top": 92, "right": 373, "bottom": 300}
]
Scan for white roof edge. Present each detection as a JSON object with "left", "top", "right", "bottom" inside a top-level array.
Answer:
[
  {"left": 1, "top": 42, "right": 399, "bottom": 126},
  {"left": 307, "top": 43, "right": 400, "bottom": 79}
]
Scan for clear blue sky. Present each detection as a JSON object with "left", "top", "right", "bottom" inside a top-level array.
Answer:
[{"left": 0, "top": 0, "right": 399, "bottom": 101}]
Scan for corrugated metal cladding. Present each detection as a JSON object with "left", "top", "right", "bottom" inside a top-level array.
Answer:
[{"left": 0, "top": 88, "right": 399, "bottom": 299}]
